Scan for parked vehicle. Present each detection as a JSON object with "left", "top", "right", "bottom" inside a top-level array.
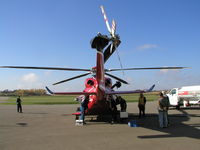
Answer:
[{"left": 167, "top": 85, "right": 200, "bottom": 109}]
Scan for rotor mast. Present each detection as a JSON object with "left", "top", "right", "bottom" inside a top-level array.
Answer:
[{"left": 90, "top": 34, "right": 109, "bottom": 100}]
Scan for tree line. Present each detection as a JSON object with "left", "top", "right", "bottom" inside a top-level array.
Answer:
[{"left": 0, "top": 89, "right": 47, "bottom": 96}]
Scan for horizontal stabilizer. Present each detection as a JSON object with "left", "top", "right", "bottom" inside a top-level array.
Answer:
[
  {"left": 106, "top": 90, "right": 145, "bottom": 95},
  {"left": 105, "top": 84, "right": 155, "bottom": 95},
  {"left": 45, "top": 86, "right": 96, "bottom": 95}
]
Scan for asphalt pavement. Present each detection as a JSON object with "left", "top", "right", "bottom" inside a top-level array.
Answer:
[{"left": 0, "top": 101, "right": 199, "bottom": 150}]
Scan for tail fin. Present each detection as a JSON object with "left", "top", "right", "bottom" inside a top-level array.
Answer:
[
  {"left": 45, "top": 86, "right": 54, "bottom": 94},
  {"left": 145, "top": 84, "right": 155, "bottom": 92}
]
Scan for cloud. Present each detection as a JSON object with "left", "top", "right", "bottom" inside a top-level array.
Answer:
[
  {"left": 156, "top": 69, "right": 184, "bottom": 84},
  {"left": 21, "top": 73, "right": 38, "bottom": 83},
  {"left": 16, "top": 73, "right": 44, "bottom": 89},
  {"left": 159, "top": 69, "right": 180, "bottom": 75},
  {"left": 159, "top": 69, "right": 168, "bottom": 74},
  {"left": 17, "top": 83, "right": 43, "bottom": 89},
  {"left": 44, "top": 71, "right": 52, "bottom": 76},
  {"left": 137, "top": 44, "right": 158, "bottom": 51},
  {"left": 124, "top": 76, "right": 134, "bottom": 82}
]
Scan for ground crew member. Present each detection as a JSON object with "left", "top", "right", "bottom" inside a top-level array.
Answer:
[
  {"left": 138, "top": 93, "right": 146, "bottom": 118},
  {"left": 75, "top": 95, "right": 89, "bottom": 124},
  {"left": 157, "top": 92, "right": 169, "bottom": 128},
  {"left": 16, "top": 96, "right": 22, "bottom": 113}
]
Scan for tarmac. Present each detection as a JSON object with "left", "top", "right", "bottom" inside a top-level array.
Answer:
[{"left": 0, "top": 101, "right": 199, "bottom": 150}]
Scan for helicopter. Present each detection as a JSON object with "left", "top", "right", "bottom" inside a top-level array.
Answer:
[{"left": 0, "top": 6, "right": 186, "bottom": 118}]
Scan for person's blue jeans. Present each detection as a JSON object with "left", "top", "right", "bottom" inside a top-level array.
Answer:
[
  {"left": 80, "top": 105, "right": 85, "bottom": 121},
  {"left": 158, "top": 110, "right": 168, "bottom": 128}
]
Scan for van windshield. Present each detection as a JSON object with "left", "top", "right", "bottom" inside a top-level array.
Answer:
[{"left": 170, "top": 89, "right": 176, "bottom": 95}]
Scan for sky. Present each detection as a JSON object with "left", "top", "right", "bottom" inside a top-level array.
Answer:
[{"left": 0, "top": 0, "right": 200, "bottom": 92}]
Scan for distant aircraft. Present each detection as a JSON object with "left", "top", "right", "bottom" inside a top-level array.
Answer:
[{"left": 0, "top": 6, "right": 186, "bottom": 118}]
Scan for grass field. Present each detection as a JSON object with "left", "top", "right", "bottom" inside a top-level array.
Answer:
[{"left": 0, "top": 93, "right": 159, "bottom": 105}]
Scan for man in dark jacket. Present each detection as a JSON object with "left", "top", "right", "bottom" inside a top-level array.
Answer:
[
  {"left": 138, "top": 93, "right": 146, "bottom": 118},
  {"left": 16, "top": 96, "right": 22, "bottom": 113}
]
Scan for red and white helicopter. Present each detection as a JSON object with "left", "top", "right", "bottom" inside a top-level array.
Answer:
[{"left": 0, "top": 6, "right": 186, "bottom": 116}]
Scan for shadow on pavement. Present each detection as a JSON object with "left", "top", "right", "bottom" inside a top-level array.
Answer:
[{"left": 130, "top": 109, "right": 200, "bottom": 139}]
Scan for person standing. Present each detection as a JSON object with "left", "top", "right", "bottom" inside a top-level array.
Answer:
[
  {"left": 157, "top": 92, "right": 169, "bottom": 128},
  {"left": 138, "top": 93, "right": 146, "bottom": 118},
  {"left": 75, "top": 95, "right": 89, "bottom": 124},
  {"left": 16, "top": 96, "right": 22, "bottom": 113},
  {"left": 163, "top": 91, "right": 170, "bottom": 126}
]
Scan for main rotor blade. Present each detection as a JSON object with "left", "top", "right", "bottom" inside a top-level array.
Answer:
[
  {"left": 53, "top": 72, "right": 91, "bottom": 85},
  {"left": 106, "top": 67, "right": 188, "bottom": 72},
  {"left": 111, "top": 19, "right": 116, "bottom": 37},
  {"left": 0, "top": 66, "right": 90, "bottom": 71},
  {"left": 100, "top": 5, "right": 112, "bottom": 34},
  {"left": 105, "top": 72, "right": 129, "bottom": 84}
]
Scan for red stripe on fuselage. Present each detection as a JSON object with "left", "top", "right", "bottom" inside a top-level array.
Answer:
[{"left": 178, "top": 91, "right": 189, "bottom": 95}]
